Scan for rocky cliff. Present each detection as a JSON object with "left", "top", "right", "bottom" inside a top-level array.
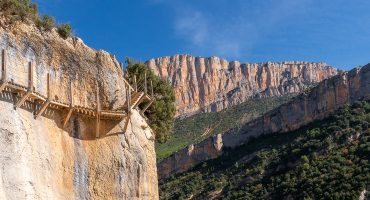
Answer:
[
  {"left": 147, "top": 55, "right": 338, "bottom": 117},
  {"left": 0, "top": 19, "right": 158, "bottom": 199},
  {"left": 158, "top": 64, "right": 370, "bottom": 179}
]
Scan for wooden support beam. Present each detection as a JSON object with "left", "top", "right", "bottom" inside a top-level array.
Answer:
[
  {"left": 63, "top": 106, "right": 74, "bottom": 128},
  {"left": 35, "top": 100, "right": 50, "bottom": 119},
  {"left": 15, "top": 90, "right": 32, "bottom": 109},
  {"left": 140, "top": 99, "right": 154, "bottom": 116},
  {"left": 96, "top": 81, "right": 101, "bottom": 138}
]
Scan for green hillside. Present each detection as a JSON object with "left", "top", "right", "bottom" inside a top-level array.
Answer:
[
  {"left": 156, "top": 95, "right": 293, "bottom": 161},
  {"left": 160, "top": 101, "right": 370, "bottom": 199}
]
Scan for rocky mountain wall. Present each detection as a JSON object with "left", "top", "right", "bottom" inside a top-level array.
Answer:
[
  {"left": 147, "top": 55, "right": 338, "bottom": 117},
  {"left": 158, "top": 64, "right": 370, "bottom": 179},
  {"left": 0, "top": 19, "right": 158, "bottom": 199}
]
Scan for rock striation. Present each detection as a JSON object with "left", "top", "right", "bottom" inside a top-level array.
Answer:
[
  {"left": 0, "top": 19, "right": 158, "bottom": 199},
  {"left": 147, "top": 55, "right": 338, "bottom": 117},
  {"left": 158, "top": 64, "right": 370, "bottom": 179}
]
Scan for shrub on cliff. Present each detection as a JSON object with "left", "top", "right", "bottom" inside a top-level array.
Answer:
[
  {"left": 36, "top": 15, "right": 55, "bottom": 31},
  {"left": 125, "top": 59, "right": 176, "bottom": 143},
  {"left": 57, "top": 24, "right": 72, "bottom": 39},
  {"left": 0, "top": 0, "right": 36, "bottom": 20},
  {"left": 0, "top": 0, "right": 38, "bottom": 21},
  {"left": 0, "top": 0, "right": 72, "bottom": 39}
]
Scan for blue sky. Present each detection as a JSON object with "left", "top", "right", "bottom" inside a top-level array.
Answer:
[{"left": 34, "top": 0, "right": 370, "bottom": 70}]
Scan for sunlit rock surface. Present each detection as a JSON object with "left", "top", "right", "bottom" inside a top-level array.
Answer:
[
  {"left": 148, "top": 55, "right": 338, "bottom": 117},
  {"left": 0, "top": 18, "right": 158, "bottom": 199}
]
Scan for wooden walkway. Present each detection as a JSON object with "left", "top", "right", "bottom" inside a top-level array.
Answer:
[{"left": 0, "top": 49, "right": 154, "bottom": 138}]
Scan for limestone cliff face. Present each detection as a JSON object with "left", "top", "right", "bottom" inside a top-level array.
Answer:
[
  {"left": 147, "top": 55, "right": 338, "bottom": 117},
  {"left": 158, "top": 64, "right": 370, "bottom": 179},
  {"left": 0, "top": 19, "right": 158, "bottom": 199}
]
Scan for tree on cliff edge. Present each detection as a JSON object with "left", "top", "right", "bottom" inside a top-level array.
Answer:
[{"left": 125, "top": 58, "right": 176, "bottom": 143}]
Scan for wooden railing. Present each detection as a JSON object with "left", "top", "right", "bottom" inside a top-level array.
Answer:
[
  {"left": 125, "top": 71, "right": 155, "bottom": 116},
  {"left": 0, "top": 49, "right": 154, "bottom": 138}
]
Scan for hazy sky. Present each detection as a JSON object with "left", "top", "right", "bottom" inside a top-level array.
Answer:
[{"left": 34, "top": 0, "right": 370, "bottom": 70}]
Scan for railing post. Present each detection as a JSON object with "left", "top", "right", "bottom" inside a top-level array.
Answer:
[
  {"left": 126, "top": 85, "right": 131, "bottom": 113},
  {"left": 134, "top": 75, "right": 137, "bottom": 92},
  {"left": 96, "top": 81, "right": 101, "bottom": 138},
  {"left": 70, "top": 81, "right": 73, "bottom": 106},
  {"left": 0, "top": 49, "right": 7, "bottom": 93},
  {"left": 34, "top": 72, "right": 51, "bottom": 119},
  {"left": 63, "top": 81, "right": 74, "bottom": 128},
  {"left": 144, "top": 71, "right": 147, "bottom": 95},
  {"left": 120, "top": 62, "right": 125, "bottom": 78},
  {"left": 15, "top": 61, "right": 34, "bottom": 109},
  {"left": 29, "top": 61, "right": 33, "bottom": 91},
  {"left": 47, "top": 73, "right": 51, "bottom": 98},
  {"left": 2, "top": 49, "right": 6, "bottom": 81}
]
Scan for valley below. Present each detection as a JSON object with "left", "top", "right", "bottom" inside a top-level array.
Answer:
[
  {"left": 0, "top": 1, "right": 369, "bottom": 200},
  {"left": 156, "top": 63, "right": 370, "bottom": 199}
]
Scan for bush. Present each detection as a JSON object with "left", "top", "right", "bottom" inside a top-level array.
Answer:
[
  {"left": 0, "top": 0, "right": 72, "bottom": 39},
  {"left": 36, "top": 15, "right": 55, "bottom": 31},
  {"left": 0, "top": 0, "right": 38, "bottom": 21},
  {"left": 57, "top": 24, "right": 72, "bottom": 39},
  {"left": 125, "top": 59, "right": 176, "bottom": 143}
]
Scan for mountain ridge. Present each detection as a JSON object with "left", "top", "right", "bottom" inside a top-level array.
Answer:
[
  {"left": 157, "top": 63, "right": 370, "bottom": 179},
  {"left": 147, "top": 54, "right": 338, "bottom": 117}
]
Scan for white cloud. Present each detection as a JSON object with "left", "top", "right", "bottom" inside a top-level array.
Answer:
[
  {"left": 174, "top": 11, "right": 208, "bottom": 45},
  {"left": 156, "top": 0, "right": 312, "bottom": 60}
]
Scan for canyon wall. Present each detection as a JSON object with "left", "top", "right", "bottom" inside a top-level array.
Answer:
[
  {"left": 0, "top": 19, "right": 158, "bottom": 199},
  {"left": 147, "top": 55, "right": 338, "bottom": 117},
  {"left": 158, "top": 64, "right": 370, "bottom": 179}
]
